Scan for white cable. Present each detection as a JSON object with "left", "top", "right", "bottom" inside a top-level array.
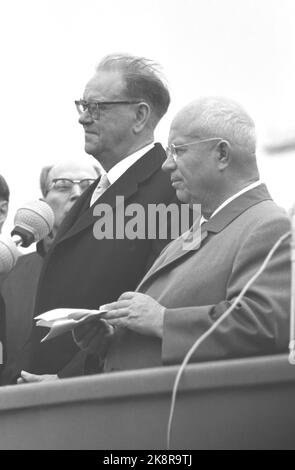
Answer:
[
  {"left": 289, "top": 204, "right": 295, "bottom": 364},
  {"left": 166, "top": 230, "right": 291, "bottom": 450}
]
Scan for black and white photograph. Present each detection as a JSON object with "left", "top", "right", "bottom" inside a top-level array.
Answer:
[{"left": 0, "top": 0, "right": 294, "bottom": 452}]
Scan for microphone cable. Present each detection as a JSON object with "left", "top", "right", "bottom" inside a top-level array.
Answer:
[{"left": 166, "top": 229, "right": 291, "bottom": 450}]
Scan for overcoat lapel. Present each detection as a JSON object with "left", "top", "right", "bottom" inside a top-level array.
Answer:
[
  {"left": 136, "top": 225, "right": 209, "bottom": 290},
  {"left": 52, "top": 143, "right": 167, "bottom": 246},
  {"left": 137, "top": 184, "right": 272, "bottom": 289},
  {"left": 56, "top": 172, "right": 138, "bottom": 244}
]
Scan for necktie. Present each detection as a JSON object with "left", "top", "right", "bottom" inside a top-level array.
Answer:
[{"left": 90, "top": 174, "right": 110, "bottom": 206}]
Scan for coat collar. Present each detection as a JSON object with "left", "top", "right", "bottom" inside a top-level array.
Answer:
[
  {"left": 53, "top": 143, "right": 166, "bottom": 246},
  {"left": 204, "top": 183, "right": 272, "bottom": 234},
  {"left": 137, "top": 183, "right": 272, "bottom": 289}
]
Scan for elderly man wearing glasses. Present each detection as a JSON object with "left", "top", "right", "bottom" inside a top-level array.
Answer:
[
  {"left": 12, "top": 53, "right": 179, "bottom": 384},
  {"left": 39, "top": 160, "right": 100, "bottom": 245},
  {"left": 1, "top": 159, "right": 99, "bottom": 385},
  {"left": 72, "top": 96, "right": 291, "bottom": 372}
]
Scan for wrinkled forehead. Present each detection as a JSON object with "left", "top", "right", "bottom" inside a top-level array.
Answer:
[
  {"left": 83, "top": 70, "right": 126, "bottom": 100},
  {"left": 48, "top": 162, "right": 98, "bottom": 183}
]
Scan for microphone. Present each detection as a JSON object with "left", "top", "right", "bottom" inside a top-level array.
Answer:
[
  {"left": 289, "top": 204, "right": 295, "bottom": 364},
  {"left": 11, "top": 199, "right": 54, "bottom": 248},
  {"left": 0, "top": 199, "right": 54, "bottom": 273},
  {"left": 0, "top": 234, "right": 20, "bottom": 273}
]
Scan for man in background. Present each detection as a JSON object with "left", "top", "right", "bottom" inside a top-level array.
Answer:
[
  {"left": 73, "top": 97, "right": 291, "bottom": 371},
  {"left": 17, "top": 53, "right": 177, "bottom": 382},
  {"left": 1, "top": 160, "right": 99, "bottom": 385},
  {"left": 0, "top": 174, "right": 9, "bottom": 381}
]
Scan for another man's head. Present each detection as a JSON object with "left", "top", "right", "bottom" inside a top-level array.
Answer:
[
  {"left": 163, "top": 97, "right": 259, "bottom": 217},
  {"left": 40, "top": 160, "right": 100, "bottom": 238},
  {"left": 0, "top": 175, "right": 9, "bottom": 233},
  {"left": 76, "top": 53, "right": 170, "bottom": 171}
]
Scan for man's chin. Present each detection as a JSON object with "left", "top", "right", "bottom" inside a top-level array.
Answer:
[
  {"left": 84, "top": 135, "right": 100, "bottom": 156},
  {"left": 176, "top": 189, "right": 191, "bottom": 204},
  {"left": 84, "top": 143, "right": 96, "bottom": 156}
]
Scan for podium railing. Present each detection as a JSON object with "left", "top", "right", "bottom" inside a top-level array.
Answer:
[{"left": 0, "top": 354, "right": 295, "bottom": 449}]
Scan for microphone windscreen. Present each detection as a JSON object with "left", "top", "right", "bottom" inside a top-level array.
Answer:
[
  {"left": 13, "top": 200, "right": 55, "bottom": 245},
  {"left": 0, "top": 235, "right": 20, "bottom": 273}
]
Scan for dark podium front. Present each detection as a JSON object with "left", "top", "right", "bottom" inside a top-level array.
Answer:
[{"left": 0, "top": 355, "right": 295, "bottom": 449}]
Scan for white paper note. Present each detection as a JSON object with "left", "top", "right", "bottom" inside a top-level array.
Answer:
[{"left": 35, "top": 308, "right": 107, "bottom": 342}]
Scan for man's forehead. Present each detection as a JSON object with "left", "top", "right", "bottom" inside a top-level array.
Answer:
[
  {"left": 169, "top": 110, "right": 203, "bottom": 143},
  {"left": 83, "top": 70, "right": 125, "bottom": 100},
  {"left": 169, "top": 121, "right": 197, "bottom": 143},
  {"left": 48, "top": 162, "right": 97, "bottom": 181}
]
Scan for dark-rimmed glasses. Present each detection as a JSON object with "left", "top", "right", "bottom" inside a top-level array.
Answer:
[
  {"left": 166, "top": 137, "right": 225, "bottom": 161},
  {"left": 49, "top": 178, "right": 97, "bottom": 193},
  {"left": 75, "top": 99, "right": 141, "bottom": 120}
]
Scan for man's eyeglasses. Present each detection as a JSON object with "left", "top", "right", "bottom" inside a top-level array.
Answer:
[
  {"left": 49, "top": 178, "right": 97, "bottom": 193},
  {"left": 166, "top": 137, "right": 225, "bottom": 161},
  {"left": 75, "top": 99, "right": 141, "bottom": 120}
]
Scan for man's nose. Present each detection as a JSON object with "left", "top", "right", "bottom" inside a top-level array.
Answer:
[
  {"left": 70, "top": 184, "right": 83, "bottom": 200},
  {"left": 162, "top": 153, "right": 177, "bottom": 173},
  {"left": 78, "top": 110, "right": 93, "bottom": 125}
]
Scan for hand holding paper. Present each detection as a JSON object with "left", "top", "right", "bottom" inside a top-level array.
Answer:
[
  {"left": 35, "top": 308, "right": 107, "bottom": 342},
  {"left": 73, "top": 317, "right": 114, "bottom": 356}
]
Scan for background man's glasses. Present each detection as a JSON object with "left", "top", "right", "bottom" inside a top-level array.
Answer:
[
  {"left": 166, "top": 137, "right": 225, "bottom": 161},
  {"left": 50, "top": 178, "right": 97, "bottom": 193},
  {"left": 75, "top": 99, "right": 141, "bottom": 120}
]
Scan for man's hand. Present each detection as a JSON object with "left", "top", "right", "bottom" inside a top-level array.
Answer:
[
  {"left": 72, "top": 318, "right": 114, "bottom": 356},
  {"left": 17, "top": 370, "right": 58, "bottom": 384},
  {"left": 102, "top": 292, "right": 165, "bottom": 338}
]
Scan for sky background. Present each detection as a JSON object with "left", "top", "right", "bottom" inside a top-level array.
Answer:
[{"left": 0, "top": 0, "right": 294, "bottom": 237}]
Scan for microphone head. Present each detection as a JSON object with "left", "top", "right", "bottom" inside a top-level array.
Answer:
[
  {"left": 0, "top": 234, "right": 20, "bottom": 273},
  {"left": 12, "top": 199, "right": 55, "bottom": 247}
]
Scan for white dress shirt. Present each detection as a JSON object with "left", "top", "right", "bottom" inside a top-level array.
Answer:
[{"left": 90, "top": 142, "right": 154, "bottom": 206}]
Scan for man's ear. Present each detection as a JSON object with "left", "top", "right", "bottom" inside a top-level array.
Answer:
[
  {"left": 216, "top": 140, "right": 231, "bottom": 170},
  {"left": 0, "top": 200, "right": 8, "bottom": 227},
  {"left": 133, "top": 102, "right": 151, "bottom": 133}
]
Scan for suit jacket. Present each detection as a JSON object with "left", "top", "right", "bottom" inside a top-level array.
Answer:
[
  {"left": 104, "top": 184, "right": 291, "bottom": 371},
  {"left": 0, "top": 252, "right": 43, "bottom": 385},
  {"left": 23, "top": 143, "right": 178, "bottom": 376}
]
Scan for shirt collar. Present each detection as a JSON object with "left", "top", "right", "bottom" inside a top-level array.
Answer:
[{"left": 106, "top": 142, "right": 155, "bottom": 185}]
